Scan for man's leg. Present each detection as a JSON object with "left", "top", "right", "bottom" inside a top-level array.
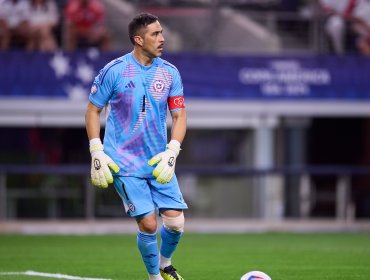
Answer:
[
  {"left": 325, "top": 15, "right": 345, "bottom": 54},
  {"left": 137, "top": 212, "right": 163, "bottom": 280},
  {"left": 0, "top": 20, "right": 10, "bottom": 50},
  {"left": 159, "top": 210, "right": 184, "bottom": 280},
  {"left": 113, "top": 176, "right": 164, "bottom": 280}
]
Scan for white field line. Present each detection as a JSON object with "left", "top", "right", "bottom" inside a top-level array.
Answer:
[{"left": 0, "top": 271, "right": 111, "bottom": 280}]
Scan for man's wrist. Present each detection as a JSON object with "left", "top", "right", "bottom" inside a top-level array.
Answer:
[
  {"left": 89, "top": 138, "right": 102, "bottom": 145},
  {"left": 167, "top": 139, "right": 181, "bottom": 156},
  {"left": 89, "top": 138, "right": 103, "bottom": 154}
]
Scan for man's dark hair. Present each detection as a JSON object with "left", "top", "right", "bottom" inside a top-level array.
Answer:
[{"left": 128, "top": 13, "right": 159, "bottom": 45}]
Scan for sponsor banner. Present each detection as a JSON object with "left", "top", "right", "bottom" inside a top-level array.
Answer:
[{"left": 1, "top": 51, "right": 369, "bottom": 101}]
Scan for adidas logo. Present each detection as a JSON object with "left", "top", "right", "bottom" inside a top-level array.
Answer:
[{"left": 125, "top": 81, "right": 135, "bottom": 88}]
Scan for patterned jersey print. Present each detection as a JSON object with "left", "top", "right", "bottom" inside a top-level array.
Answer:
[{"left": 89, "top": 52, "right": 184, "bottom": 177}]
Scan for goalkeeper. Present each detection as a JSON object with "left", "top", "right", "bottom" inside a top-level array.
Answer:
[{"left": 85, "top": 13, "right": 188, "bottom": 280}]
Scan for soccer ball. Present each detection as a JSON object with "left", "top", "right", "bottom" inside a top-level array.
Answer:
[{"left": 240, "top": 270, "right": 272, "bottom": 280}]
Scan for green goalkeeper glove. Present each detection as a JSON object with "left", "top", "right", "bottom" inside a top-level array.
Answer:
[
  {"left": 89, "top": 138, "right": 120, "bottom": 188},
  {"left": 148, "top": 140, "right": 181, "bottom": 184}
]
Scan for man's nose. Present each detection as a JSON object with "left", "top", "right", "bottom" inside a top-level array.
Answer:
[{"left": 159, "top": 33, "right": 165, "bottom": 42}]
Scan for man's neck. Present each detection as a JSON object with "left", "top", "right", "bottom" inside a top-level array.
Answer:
[{"left": 132, "top": 49, "right": 154, "bottom": 66}]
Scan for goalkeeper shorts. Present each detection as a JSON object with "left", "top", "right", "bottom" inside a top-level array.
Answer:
[{"left": 113, "top": 175, "right": 188, "bottom": 217}]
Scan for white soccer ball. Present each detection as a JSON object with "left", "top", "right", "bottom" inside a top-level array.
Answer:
[{"left": 240, "top": 270, "right": 272, "bottom": 280}]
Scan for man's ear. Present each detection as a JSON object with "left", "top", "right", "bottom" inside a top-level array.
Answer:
[{"left": 134, "top": 36, "right": 143, "bottom": 47}]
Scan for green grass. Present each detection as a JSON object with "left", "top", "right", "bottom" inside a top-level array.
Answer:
[{"left": 0, "top": 233, "right": 369, "bottom": 279}]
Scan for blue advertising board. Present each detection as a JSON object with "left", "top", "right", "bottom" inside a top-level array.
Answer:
[{"left": 1, "top": 51, "right": 369, "bottom": 101}]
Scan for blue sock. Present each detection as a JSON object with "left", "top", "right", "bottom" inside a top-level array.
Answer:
[
  {"left": 137, "top": 231, "right": 159, "bottom": 275},
  {"left": 160, "top": 225, "right": 182, "bottom": 259}
]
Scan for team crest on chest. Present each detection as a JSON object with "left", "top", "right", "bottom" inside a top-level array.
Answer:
[{"left": 152, "top": 80, "right": 165, "bottom": 92}]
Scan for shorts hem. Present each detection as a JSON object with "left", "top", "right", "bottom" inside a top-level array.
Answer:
[{"left": 129, "top": 207, "right": 156, "bottom": 218}]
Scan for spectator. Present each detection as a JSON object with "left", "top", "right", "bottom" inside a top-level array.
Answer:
[
  {"left": 27, "top": 0, "right": 59, "bottom": 52},
  {"left": 319, "top": 0, "right": 357, "bottom": 54},
  {"left": 0, "top": 0, "right": 31, "bottom": 50},
  {"left": 64, "top": 0, "right": 111, "bottom": 51},
  {"left": 352, "top": 0, "right": 370, "bottom": 55}
]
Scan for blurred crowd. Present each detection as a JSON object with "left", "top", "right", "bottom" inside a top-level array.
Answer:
[
  {"left": 0, "top": 0, "right": 370, "bottom": 55},
  {"left": 319, "top": 0, "right": 370, "bottom": 55},
  {"left": 0, "top": 0, "right": 111, "bottom": 52}
]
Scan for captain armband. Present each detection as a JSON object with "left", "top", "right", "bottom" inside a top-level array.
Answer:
[{"left": 168, "top": 96, "right": 185, "bottom": 111}]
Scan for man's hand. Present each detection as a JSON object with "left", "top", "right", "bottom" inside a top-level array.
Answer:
[
  {"left": 148, "top": 140, "right": 181, "bottom": 184},
  {"left": 90, "top": 139, "right": 120, "bottom": 188}
]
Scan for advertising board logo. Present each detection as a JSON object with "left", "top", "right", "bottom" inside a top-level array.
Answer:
[{"left": 238, "top": 60, "right": 331, "bottom": 97}]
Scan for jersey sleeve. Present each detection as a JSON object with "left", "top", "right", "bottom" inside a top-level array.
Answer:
[
  {"left": 89, "top": 65, "right": 117, "bottom": 108},
  {"left": 169, "top": 68, "right": 183, "bottom": 98},
  {"left": 168, "top": 68, "right": 185, "bottom": 112}
]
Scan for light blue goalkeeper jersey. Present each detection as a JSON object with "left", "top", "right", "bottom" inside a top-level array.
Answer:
[{"left": 89, "top": 52, "right": 184, "bottom": 178}]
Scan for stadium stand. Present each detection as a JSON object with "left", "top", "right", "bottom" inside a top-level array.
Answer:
[
  {"left": 0, "top": 0, "right": 31, "bottom": 50},
  {"left": 1, "top": 0, "right": 370, "bottom": 227},
  {"left": 63, "top": 0, "right": 112, "bottom": 50}
]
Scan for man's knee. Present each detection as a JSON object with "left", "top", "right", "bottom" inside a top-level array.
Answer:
[
  {"left": 137, "top": 213, "right": 157, "bottom": 233},
  {"left": 326, "top": 15, "right": 344, "bottom": 36},
  {"left": 161, "top": 212, "right": 185, "bottom": 232}
]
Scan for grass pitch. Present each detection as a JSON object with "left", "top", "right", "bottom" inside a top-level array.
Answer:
[{"left": 0, "top": 233, "right": 369, "bottom": 279}]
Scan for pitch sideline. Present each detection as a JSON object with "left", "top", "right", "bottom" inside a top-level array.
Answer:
[{"left": 0, "top": 271, "right": 111, "bottom": 280}]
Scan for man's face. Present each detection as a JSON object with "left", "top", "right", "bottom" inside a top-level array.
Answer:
[{"left": 140, "top": 21, "right": 165, "bottom": 58}]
